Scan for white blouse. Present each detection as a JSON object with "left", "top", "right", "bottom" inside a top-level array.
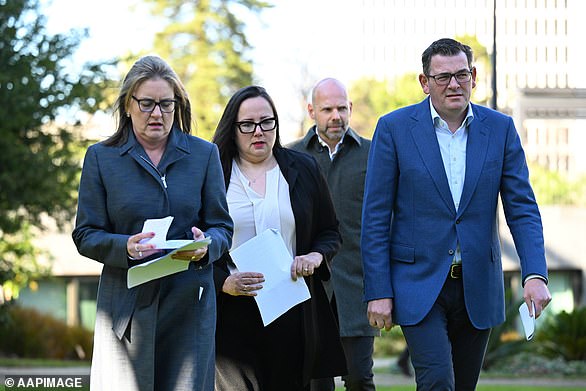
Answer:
[{"left": 226, "top": 160, "right": 296, "bottom": 264}]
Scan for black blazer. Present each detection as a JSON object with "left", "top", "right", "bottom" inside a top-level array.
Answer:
[{"left": 214, "top": 147, "right": 346, "bottom": 384}]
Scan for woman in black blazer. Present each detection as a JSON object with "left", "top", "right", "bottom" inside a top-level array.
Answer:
[{"left": 212, "top": 85, "right": 346, "bottom": 390}]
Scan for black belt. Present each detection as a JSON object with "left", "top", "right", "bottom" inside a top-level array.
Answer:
[{"left": 449, "top": 264, "right": 462, "bottom": 279}]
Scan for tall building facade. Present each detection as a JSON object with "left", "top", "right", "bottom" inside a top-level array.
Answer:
[{"left": 357, "top": 0, "right": 586, "bottom": 176}]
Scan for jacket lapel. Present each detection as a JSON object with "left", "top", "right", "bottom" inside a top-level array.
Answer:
[
  {"left": 274, "top": 148, "right": 298, "bottom": 191},
  {"left": 458, "top": 105, "right": 489, "bottom": 216},
  {"left": 410, "top": 99, "right": 456, "bottom": 214},
  {"left": 121, "top": 127, "right": 189, "bottom": 184}
]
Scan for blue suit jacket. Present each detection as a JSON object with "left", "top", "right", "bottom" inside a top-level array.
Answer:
[{"left": 361, "top": 98, "right": 547, "bottom": 329}]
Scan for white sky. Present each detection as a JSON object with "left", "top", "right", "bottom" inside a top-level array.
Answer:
[{"left": 41, "top": 0, "right": 365, "bottom": 141}]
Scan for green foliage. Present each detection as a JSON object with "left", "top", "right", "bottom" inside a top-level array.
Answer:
[
  {"left": 0, "top": 224, "right": 50, "bottom": 301},
  {"left": 488, "top": 351, "right": 586, "bottom": 377},
  {"left": 485, "top": 305, "right": 586, "bottom": 374},
  {"left": 349, "top": 74, "right": 425, "bottom": 138},
  {"left": 529, "top": 164, "right": 586, "bottom": 206},
  {"left": 0, "top": 0, "right": 113, "bottom": 299},
  {"left": 143, "top": 0, "right": 272, "bottom": 140},
  {"left": 483, "top": 298, "right": 528, "bottom": 369},
  {"left": 535, "top": 307, "right": 586, "bottom": 361},
  {"left": 0, "top": 305, "right": 93, "bottom": 360},
  {"left": 457, "top": 34, "right": 490, "bottom": 66},
  {"left": 373, "top": 326, "right": 408, "bottom": 357},
  {"left": 456, "top": 34, "right": 491, "bottom": 106},
  {"left": 348, "top": 35, "right": 491, "bottom": 138}
]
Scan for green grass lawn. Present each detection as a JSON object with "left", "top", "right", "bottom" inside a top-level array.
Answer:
[
  {"left": 0, "top": 358, "right": 90, "bottom": 368},
  {"left": 1, "top": 358, "right": 583, "bottom": 391}
]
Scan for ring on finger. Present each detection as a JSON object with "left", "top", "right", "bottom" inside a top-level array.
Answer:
[{"left": 138, "top": 251, "right": 143, "bottom": 257}]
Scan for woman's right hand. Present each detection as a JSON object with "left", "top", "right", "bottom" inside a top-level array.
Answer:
[
  {"left": 127, "top": 232, "right": 162, "bottom": 260},
  {"left": 222, "top": 272, "right": 265, "bottom": 296}
]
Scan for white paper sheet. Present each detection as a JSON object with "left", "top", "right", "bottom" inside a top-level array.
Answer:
[
  {"left": 138, "top": 216, "right": 197, "bottom": 249},
  {"left": 229, "top": 229, "right": 311, "bottom": 326},
  {"left": 519, "top": 301, "right": 536, "bottom": 340},
  {"left": 127, "top": 216, "right": 212, "bottom": 288}
]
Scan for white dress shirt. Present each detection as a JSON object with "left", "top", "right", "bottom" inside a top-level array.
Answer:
[
  {"left": 227, "top": 161, "right": 296, "bottom": 259},
  {"left": 430, "top": 100, "right": 474, "bottom": 265}
]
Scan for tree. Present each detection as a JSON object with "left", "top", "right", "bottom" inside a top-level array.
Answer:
[
  {"left": 456, "top": 34, "right": 490, "bottom": 106},
  {"left": 0, "top": 0, "right": 112, "bottom": 303},
  {"left": 349, "top": 73, "right": 425, "bottom": 138},
  {"left": 144, "top": 0, "right": 272, "bottom": 140},
  {"left": 349, "top": 35, "right": 489, "bottom": 138},
  {"left": 529, "top": 164, "right": 586, "bottom": 206}
]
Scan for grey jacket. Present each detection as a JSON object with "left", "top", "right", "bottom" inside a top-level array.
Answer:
[
  {"left": 289, "top": 127, "right": 377, "bottom": 337},
  {"left": 72, "top": 127, "right": 232, "bottom": 390}
]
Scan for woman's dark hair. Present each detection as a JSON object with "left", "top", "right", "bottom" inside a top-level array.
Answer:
[
  {"left": 104, "top": 55, "right": 192, "bottom": 146},
  {"left": 211, "top": 85, "right": 282, "bottom": 188},
  {"left": 421, "top": 38, "right": 474, "bottom": 76}
]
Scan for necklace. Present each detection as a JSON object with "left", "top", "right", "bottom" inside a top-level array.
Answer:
[
  {"left": 243, "top": 170, "right": 264, "bottom": 184},
  {"left": 238, "top": 156, "right": 276, "bottom": 185}
]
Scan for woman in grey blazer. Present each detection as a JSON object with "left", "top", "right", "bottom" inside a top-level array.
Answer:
[{"left": 72, "top": 55, "right": 233, "bottom": 391}]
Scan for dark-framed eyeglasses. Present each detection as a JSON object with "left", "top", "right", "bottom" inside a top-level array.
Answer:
[
  {"left": 426, "top": 70, "right": 472, "bottom": 86},
  {"left": 235, "top": 118, "right": 277, "bottom": 134},
  {"left": 131, "top": 95, "right": 177, "bottom": 113}
]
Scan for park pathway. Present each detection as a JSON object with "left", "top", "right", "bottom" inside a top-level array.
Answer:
[{"left": 2, "top": 358, "right": 586, "bottom": 388}]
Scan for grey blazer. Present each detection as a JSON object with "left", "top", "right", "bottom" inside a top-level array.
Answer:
[{"left": 73, "top": 127, "right": 232, "bottom": 390}]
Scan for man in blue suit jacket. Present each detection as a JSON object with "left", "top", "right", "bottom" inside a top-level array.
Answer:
[{"left": 361, "top": 38, "right": 551, "bottom": 390}]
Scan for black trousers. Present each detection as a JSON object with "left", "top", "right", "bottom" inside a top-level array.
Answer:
[
  {"left": 215, "top": 298, "right": 305, "bottom": 391},
  {"left": 310, "top": 336, "right": 375, "bottom": 391},
  {"left": 401, "top": 276, "right": 491, "bottom": 391}
]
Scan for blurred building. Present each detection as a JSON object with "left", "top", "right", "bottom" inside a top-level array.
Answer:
[{"left": 16, "top": 221, "right": 100, "bottom": 331}]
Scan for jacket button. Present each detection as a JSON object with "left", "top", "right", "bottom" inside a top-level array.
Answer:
[
  {"left": 448, "top": 249, "right": 455, "bottom": 255},
  {"left": 456, "top": 219, "right": 461, "bottom": 224}
]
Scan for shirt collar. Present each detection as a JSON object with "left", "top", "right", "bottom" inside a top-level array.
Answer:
[
  {"left": 429, "top": 99, "right": 474, "bottom": 130},
  {"left": 314, "top": 127, "right": 347, "bottom": 149}
]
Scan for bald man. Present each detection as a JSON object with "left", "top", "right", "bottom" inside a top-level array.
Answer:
[{"left": 289, "top": 78, "right": 376, "bottom": 391}]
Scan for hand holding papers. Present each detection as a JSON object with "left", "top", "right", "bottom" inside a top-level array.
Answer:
[
  {"left": 127, "top": 216, "right": 212, "bottom": 288},
  {"left": 519, "top": 301, "right": 536, "bottom": 340},
  {"left": 127, "top": 237, "right": 211, "bottom": 288},
  {"left": 230, "top": 229, "right": 311, "bottom": 326},
  {"left": 139, "top": 215, "right": 187, "bottom": 249}
]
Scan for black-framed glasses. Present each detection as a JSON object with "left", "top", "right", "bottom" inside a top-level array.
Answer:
[
  {"left": 426, "top": 70, "right": 472, "bottom": 86},
  {"left": 131, "top": 96, "right": 177, "bottom": 113},
  {"left": 235, "top": 118, "right": 277, "bottom": 134}
]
